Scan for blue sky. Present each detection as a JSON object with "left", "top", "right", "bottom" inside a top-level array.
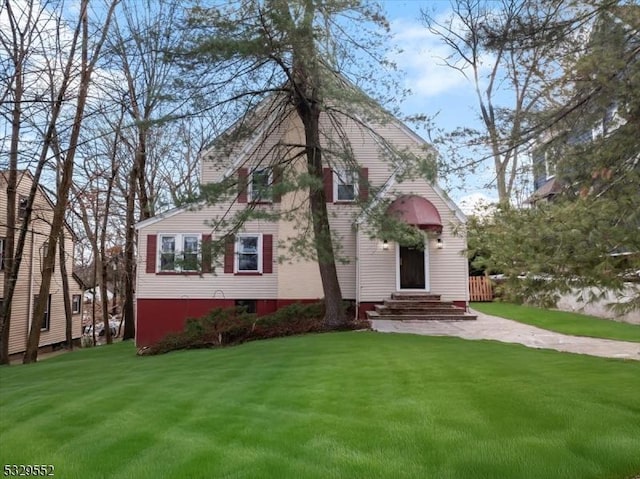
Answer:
[
  {"left": 1, "top": 0, "right": 496, "bottom": 210},
  {"left": 382, "top": 0, "right": 499, "bottom": 209}
]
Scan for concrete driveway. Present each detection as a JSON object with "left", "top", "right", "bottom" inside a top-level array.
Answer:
[{"left": 371, "top": 309, "right": 640, "bottom": 361}]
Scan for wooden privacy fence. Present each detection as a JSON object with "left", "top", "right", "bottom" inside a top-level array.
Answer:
[{"left": 469, "top": 276, "right": 493, "bottom": 301}]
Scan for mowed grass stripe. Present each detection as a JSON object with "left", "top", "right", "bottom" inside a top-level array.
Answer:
[{"left": 1, "top": 333, "right": 639, "bottom": 479}]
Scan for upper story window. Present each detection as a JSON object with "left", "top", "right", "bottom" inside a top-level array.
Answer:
[
  {"left": 236, "top": 234, "right": 261, "bottom": 273},
  {"left": 72, "top": 294, "right": 82, "bottom": 314},
  {"left": 18, "top": 195, "right": 27, "bottom": 219},
  {"left": 249, "top": 168, "right": 272, "bottom": 203},
  {"left": 323, "top": 167, "right": 368, "bottom": 204},
  {"left": 334, "top": 169, "right": 358, "bottom": 202},
  {"left": 40, "top": 241, "right": 54, "bottom": 272},
  {"left": 159, "top": 234, "right": 200, "bottom": 272}
]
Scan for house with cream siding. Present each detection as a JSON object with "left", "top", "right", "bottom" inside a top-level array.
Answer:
[
  {"left": 135, "top": 98, "right": 470, "bottom": 347},
  {"left": 0, "top": 171, "right": 84, "bottom": 357}
]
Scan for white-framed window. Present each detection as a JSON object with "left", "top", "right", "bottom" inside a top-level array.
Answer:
[
  {"left": 158, "top": 233, "right": 201, "bottom": 272},
  {"left": 333, "top": 169, "right": 358, "bottom": 202},
  {"left": 18, "top": 195, "right": 27, "bottom": 219},
  {"left": 159, "top": 235, "right": 176, "bottom": 271},
  {"left": 236, "top": 233, "right": 262, "bottom": 273},
  {"left": 249, "top": 167, "right": 272, "bottom": 203},
  {"left": 34, "top": 294, "right": 51, "bottom": 331},
  {"left": 40, "top": 241, "right": 55, "bottom": 272},
  {"left": 72, "top": 294, "right": 82, "bottom": 314},
  {"left": 182, "top": 236, "right": 199, "bottom": 271}
]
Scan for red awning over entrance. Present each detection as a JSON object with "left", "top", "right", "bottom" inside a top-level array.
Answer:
[{"left": 386, "top": 195, "right": 443, "bottom": 233}]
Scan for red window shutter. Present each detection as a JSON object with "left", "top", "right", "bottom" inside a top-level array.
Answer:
[
  {"left": 224, "top": 235, "right": 235, "bottom": 273},
  {"left": 272, "top": 167, "right": 282, "bottom": 203},
  {"left": 263, "top": 234, "right": 273, "bottom": 274},
  {"left": 146, "top": 235, "right": 157, "bottom": 273},
  {"left": 201, "top": 234, "right": 212, "bottom": 273},
  {"left": 359, "top": 167, "right": 369, "bottom": 201},
  {"left": 323, "top": 168, "right": 333, "bottom": 203},
  {"left": 238, "top": 168, "right": 248, "bottom": 203}
]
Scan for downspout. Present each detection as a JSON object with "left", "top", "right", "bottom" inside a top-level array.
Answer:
[{"left": 464, "top": 230, "right": 470, "bottom": 312}]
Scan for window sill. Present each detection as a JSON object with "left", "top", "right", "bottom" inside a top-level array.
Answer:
[
  {"left": 333, "top": 201, "right": 357, "bottom": 205},
  {"left": 156, "top": 271, "right": 201, "bottom": 276},
  {"left": 249, "top": 200, "right": 273, "bottom": 205},
  {"left": 234, "top": 272, "right": 263, "bottom": 276}
]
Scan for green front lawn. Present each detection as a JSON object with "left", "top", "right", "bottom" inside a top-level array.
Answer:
[
  {"left": 472, "top": 302, "right": 640, "bottom": 343},
  {"left": 1, "top": 334, "right": 639, "bottom": 479}
]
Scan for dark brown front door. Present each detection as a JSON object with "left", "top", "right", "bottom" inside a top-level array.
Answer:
[{"left": 399, "top": 246, "right": 425, "bottom": 289}]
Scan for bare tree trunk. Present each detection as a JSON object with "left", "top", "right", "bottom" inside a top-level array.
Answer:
[
  {"left": 52, "top": 129, "right": 75, "bottom": 351},
  {"left": 118, "top": 35, "right": 151, "bottom": 221},
  {"left": 1, "top": 0, "right": 84, "bottom": 363},
  {"left": 423, "top": 0, "right": 567, "bottom": 204},
  {"left": 0, "top": 85, "right": 19, "bottom": 365},
  {"left": 93, "top": 197, "right": 112, "bottom": 345},
  {"left": 91, "top": 263, "right": 97, "bottom": 346},
  {"left": 0, "top": 0, "right": 26, "bottom": 364},
  {"left": 112, "top": 275, "right": 118, "bottom": 316},
  {"left": 98, "top": 163, "right": 118, "bottom": 345},
  {"left": 113, "top": 268, "right": 122, "bottom": 336},
  {"left": 99, "top": 263, "right": 112, "bottom": 344},
  {"left": 136, "top": 132, "right": 152, "bottom": 220},
  {"left": 24, "top": 11, "right": 91, "bottom": 360},
  {"left": 122, "top": 167, "right": 137, "bottom": 341},
  {"left": 58, "top": 231, "right": 74, "bottom": 350},
  {"left": 24, "top": 0, "right": 119, "bottom": 363},
  {"left": 92, "top": 199, "right": 99, "bottom": 345},
  {"left": 120, "top": 123, "right": 146, "bottom": 342},
  {"left": 72, "top": 182, "right": 101, "bottom": 346}
]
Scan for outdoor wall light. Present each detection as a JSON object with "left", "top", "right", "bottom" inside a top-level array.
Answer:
[
  {"left": 382, "top": 240, "right": 389, "bottom": 251},
  {"left": 436, "top": 238, "right": 444, "bottom": 250}
]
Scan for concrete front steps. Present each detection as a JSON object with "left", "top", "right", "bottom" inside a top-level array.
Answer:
[{"left": 366, "top": 292, "right": 477, "bottom": 321}]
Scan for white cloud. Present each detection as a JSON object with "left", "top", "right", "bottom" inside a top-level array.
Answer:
[
  {"left": 457, "top": 192, "right": 497, "bottom": 216},
  {"left": 389, "top": 13, "right": 498, "bottom": 102},
  {"left": 390, "top": 18, "right": 471, "bottom": 98}
]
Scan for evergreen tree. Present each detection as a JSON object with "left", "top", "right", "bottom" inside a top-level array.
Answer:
[
  {"left": 471, "top": 2, "right": 640, "bottom": 312},
  {"left": 178, "top": 0, "right": 425, "bottom": 327}
]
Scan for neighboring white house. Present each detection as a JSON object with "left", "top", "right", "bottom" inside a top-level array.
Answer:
[{"left": 135, "top": 93, "right": 469, "bottom": 347}]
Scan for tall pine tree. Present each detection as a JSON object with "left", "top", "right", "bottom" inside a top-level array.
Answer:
[{"left": 179, "top": 0, "right": 414, "bottom": 327}]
